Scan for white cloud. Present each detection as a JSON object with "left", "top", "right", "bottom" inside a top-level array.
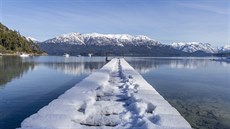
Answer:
[{"left": 178, "top": 3, "right": 228, "bottom": 15}]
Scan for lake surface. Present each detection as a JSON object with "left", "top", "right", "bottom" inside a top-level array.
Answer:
[
  {"left": 125, "top": 57, "right": 230, "bottom": 129},
  {"left": 0, "top": 56, "right": 106, "bottom": 129},
  {"left": 0, "top": 56, "right": 229, "bottom": 129}
]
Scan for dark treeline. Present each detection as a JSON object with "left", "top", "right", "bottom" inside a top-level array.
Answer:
[{"left": 0, "top": 23, "right": 41, "bottom": 53}]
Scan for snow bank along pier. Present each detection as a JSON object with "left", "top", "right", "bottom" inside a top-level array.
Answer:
[{"left": 19, "top": 58, "right": 191, "bottom": 129}]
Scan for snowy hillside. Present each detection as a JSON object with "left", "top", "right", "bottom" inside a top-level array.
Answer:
[
  {"left": 43, "top": 32, "right": 160, "bottom": 46},
  {"left": 171, "top": 42, "right": 218, "bottom": 53},
  {"left": 218, "top": 45, "right": 230, "bottom": 53},
  {"left": 38, "top": 32, "right": 228, "bottom": 56},
  {"left": 39, "top": 33, "right": 188, "bottom": 56},
  {"left": 26, "top": 37, "right": 37, "bottom": 42}
]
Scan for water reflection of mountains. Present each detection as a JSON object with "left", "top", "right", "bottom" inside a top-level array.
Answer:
[
  {"left": 0, "top": 57, "right": 105, "bottom": 86},
  {"left": 127, "top": 58, "right": 214, "bottom": 74},
  {"left": 0, "top": 57, "right": 224, "bottom": 87},
  {"left": 0, "top": 56, "right": 35, "bottom": 86},
  {"left": 44, "top": 62, "right": 105, "bottom": 75}
]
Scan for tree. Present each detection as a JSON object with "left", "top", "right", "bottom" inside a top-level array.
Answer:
[{"left": 0, "top": 22, "right": 41, "bottom": 53}]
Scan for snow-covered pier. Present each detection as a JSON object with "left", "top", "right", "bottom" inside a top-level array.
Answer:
[{"left": 19, "top": 58, "right": 191, "bottom": 129}]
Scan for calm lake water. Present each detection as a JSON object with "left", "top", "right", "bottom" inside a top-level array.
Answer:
[
  {"left": 0, "top": 56, "right": 229, "bottom": 129},
  {"left": 0, "top": 56, "right": 106, "bottom": 129},
  {"left": 125, "top": 57, "right": 230, "bottom": 129}
]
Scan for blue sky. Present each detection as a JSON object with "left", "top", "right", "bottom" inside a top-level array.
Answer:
[{"left": 0, "top": 0, "right": 229, "bottom": 46}]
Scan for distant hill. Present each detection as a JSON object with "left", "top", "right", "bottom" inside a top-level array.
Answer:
[
  {"left": 39, "top": 32, "right": 190, "bottom": 56},
  {"left": 171, "top": 42, "right": 230, "bottom": 57},
  {"left": 0, "top": 23, "right": 41, "bottom": 54},
  {"left": 218, "top": 45, "right": 230, "bottom": 53},
  {"left": 40, "top": 32, "right": 229, "bottom": 56},
  {"left": 171, "top": 42, "right": 218, "bottom": 53}
]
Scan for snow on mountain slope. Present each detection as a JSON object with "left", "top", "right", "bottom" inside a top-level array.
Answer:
[
  {"left": 40, "top": 32, "right": 229, "bottom": 56},
  {"left": 26, "top": 37, "right": 37, "bottom": 42},
  {"left": 45, "top": 33, "right": 84, "bottom": 45},
  {"left": 218, "top": 45, "right": 230, "bottom": 53},
  {"left": 43, "top": 32, "right": 160, "bottom": 46},
  {"left": 171, "top": 42, "right": 218, "bottom": 53}
]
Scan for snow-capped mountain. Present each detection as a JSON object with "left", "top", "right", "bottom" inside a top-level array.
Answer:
[
  {"left": 39, "top": 32, "right": 188, "bottom": 56},
  {"left": 171, "top": 42, "right": 218, "bottom": 53},
  {"left": 39, "top": 32, "right": 228, "bottom": 56},
  {"left": 43, "top": 32, "right": 160, "bottom": 46},
  {"left": 218, "top": 45, "right": 230, "bottom": 53},
  {"left": 26, "top": 37, "right": 37, "bottom": 42}
]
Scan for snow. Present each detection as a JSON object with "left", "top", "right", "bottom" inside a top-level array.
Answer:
[
  {"left": 218, "top": 45, "right": 230, "bottom": 53},
  {"left": 136, "top": 35, "right": 153, "bottom": 41},
  {"left": 26, "top": 37, "right": 37, "bottom": 42},
  {"left": 54, "top": 33, "right": 85, "bottom": 45},
  {"left": 43, "top": 32, "right": 159, "bottom": 46},
  {"left": 18, "top": 58, "right": 191, "bottom": 129},
  {"left": 171, "top": 42, "right": 217, "bottom": 53},
  {"left": 41, "top": 32, "right": 228, "bottom": 54}
]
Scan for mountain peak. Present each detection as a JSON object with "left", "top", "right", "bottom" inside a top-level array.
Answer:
[
  {"left": 218, "top": 45, "right": 230, "bottom": 53},
  {"left": 171, "top": 42, "right": 217, "bottom": 53},
  {"left": 59, "top": 32, "right": 81, "bottom": 38},
  {"left": 43, "top": 32, "right": 159, "bottom": 46},
  {"left": 136, "top": 35, "right": 152, "bottom": 41},
  {"left": 26, "top": 37, "right": 37, "bottom": 42},
  {"left": 41, "top": 32, "right": 229, "bottom": 55}
]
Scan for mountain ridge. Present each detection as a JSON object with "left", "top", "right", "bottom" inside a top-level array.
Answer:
[
  {"left": 38, "top": 32, "right": 229, "bottom": 56},
  {"left": 43, "top": 32, "right": 160, "bottom": 46},
  {"left": 171, "top": 42, "right": 218, "bottom": 53},
  {"left": 39, "top": 32, "right": 186, "bottom": 56}
]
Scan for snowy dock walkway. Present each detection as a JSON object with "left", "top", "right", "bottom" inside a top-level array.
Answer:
[{"left": 19, "top": 58, "right": 191, "bottom": 129}]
